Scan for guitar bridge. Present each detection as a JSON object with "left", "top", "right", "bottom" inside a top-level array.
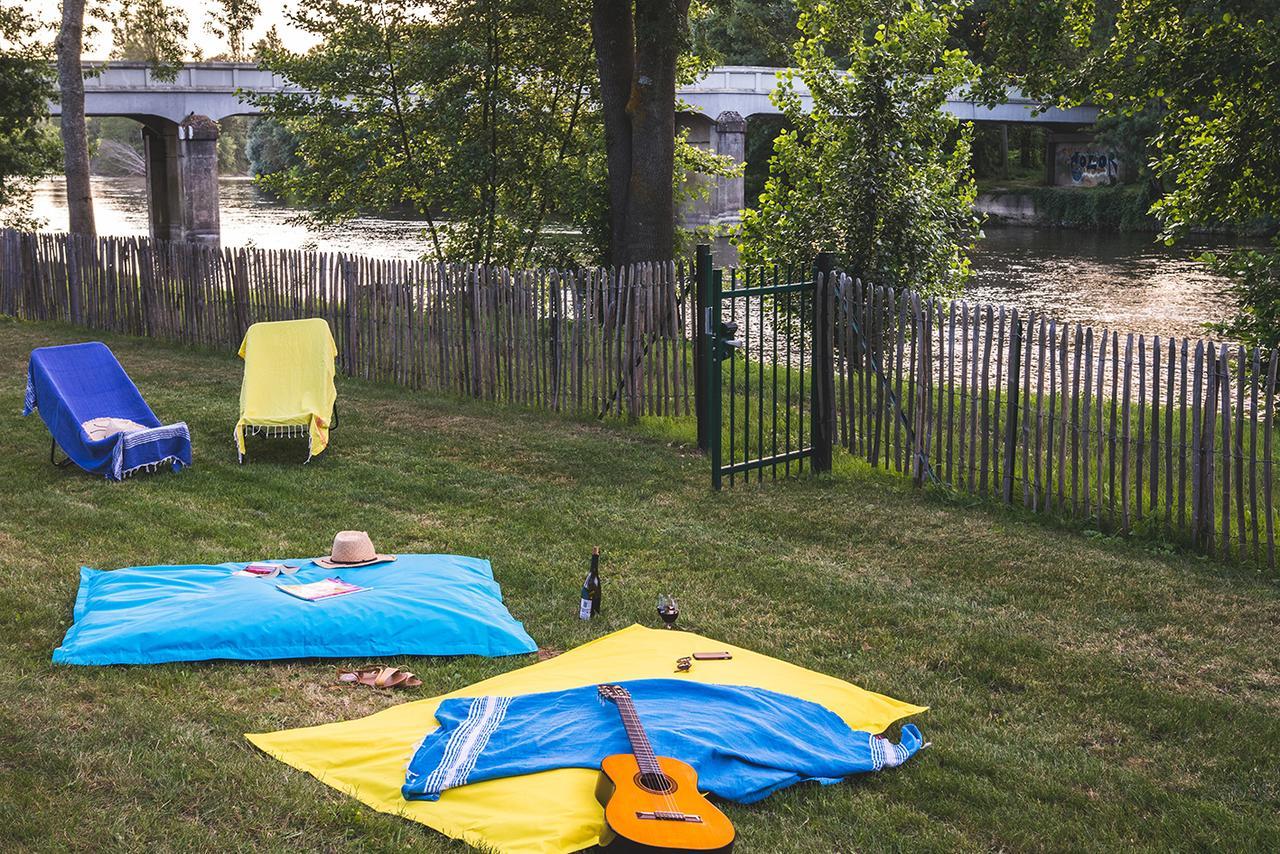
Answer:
[{"left": 635, "top": 811, "right": 704, "bottom": 823}]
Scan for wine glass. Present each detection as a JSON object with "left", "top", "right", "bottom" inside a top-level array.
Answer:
[{"left": 656, "top": 594, "right": 679, "bottom": 629}]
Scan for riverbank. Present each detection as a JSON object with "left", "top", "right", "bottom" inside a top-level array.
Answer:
[{"left": 976, "top": 185, "right": 1158, "bottom": 231}]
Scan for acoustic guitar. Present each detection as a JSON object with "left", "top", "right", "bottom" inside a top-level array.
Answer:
[{"left": 594, "top": 684, "right": 736, "bottom": 853}]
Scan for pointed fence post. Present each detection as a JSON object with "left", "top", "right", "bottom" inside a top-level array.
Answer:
[
  {"left": 811, "top": 251, "right": 836, "bottom": 473},
  {"left": 1002, "top": 310, "right": 1022, "bottom": 503}
]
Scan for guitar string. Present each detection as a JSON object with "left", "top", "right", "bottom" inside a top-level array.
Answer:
[
  {"left": 604, "top": 686, "right": 681, "bottom": 817},
  {"left": 621, "top": 700, "right": 677, "bottom": 815},
  {"left": 616, "top": 690, "right": 681, "bottom": 817}
]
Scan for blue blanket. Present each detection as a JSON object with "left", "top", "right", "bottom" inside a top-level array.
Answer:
[
  {"left": 53, "top": 554, "right": 537, "bottom": 665},
  {"left": 403, "top": 679, "right": 925, "bottom": 804},
  {"left": 24, "top": 342, "right": 191, "bottom": 480}
]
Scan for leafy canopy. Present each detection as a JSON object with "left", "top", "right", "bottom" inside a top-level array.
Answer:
[
  {"left": 737, "top": 0, "right": 981, "bottom": 294},
  {"left": 979, "top": 0, "right": 1280, "bottom": 238},
  {"left": 109, "top": 0, "right": 190, "bottom": 79},
  {"left": 0, "top": 4, "right": 59, "bottom": 230},
  {"left": 978, "top": 0, "right": 1280, "bottom": 356},
  {"left": 250, "top": 0, "right": 606, "bottom": 267},
  {"left": 206, "top": 0, "right": 261, "bottom": 62}
]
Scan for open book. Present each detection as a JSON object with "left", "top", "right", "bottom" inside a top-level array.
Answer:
[{"left": 276, "top": 577, "right": 368, "bottom": 601}]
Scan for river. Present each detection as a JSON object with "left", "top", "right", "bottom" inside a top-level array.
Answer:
[{"left": 30, "top": 176, "right": 1239, "bottom": 341}]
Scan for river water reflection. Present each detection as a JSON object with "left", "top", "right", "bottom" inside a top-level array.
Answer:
[
  {"left": 968, "top": 226, "right": 1238, "bottom": 341},
  {"left": 32, "top": 176, "right": 433, "bottom": 259},
  {"left": 31, "top": 177, "right": 1239, "bottom": 341}
]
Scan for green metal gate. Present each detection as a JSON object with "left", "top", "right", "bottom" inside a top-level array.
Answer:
[{"left": 696, "top": 246, "right": 835, "bottom": 490}]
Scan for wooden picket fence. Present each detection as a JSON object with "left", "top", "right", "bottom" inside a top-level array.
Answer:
[
  {"left": 832, "top": 275, "right": 1279, "bottom": 569},
  {"left": 0, "top": 229, "right": 694, "bottom": 419},
  {"left": 3, "top": 229, "right": 1274, "bottom": 568}
]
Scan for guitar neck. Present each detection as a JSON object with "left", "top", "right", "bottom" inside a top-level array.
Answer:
[{"left": 610, "top": 692, "right": 664, "bottom": 777}]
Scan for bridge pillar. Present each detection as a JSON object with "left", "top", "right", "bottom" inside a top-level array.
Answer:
[
  {"left": 710, "top": 111, "right": 746, "bottom": 230},
  {"left": 140, "top": 114, "right": 221, "bottom": 246},
  {"left": 676, "top": 111, "right": 747, "bottom": 264}
]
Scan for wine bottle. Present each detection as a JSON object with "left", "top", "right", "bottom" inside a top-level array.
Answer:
[{"left": 578, "top": 546, "right": 601, "bottom": 619}]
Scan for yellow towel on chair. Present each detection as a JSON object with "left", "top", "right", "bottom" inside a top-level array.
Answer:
[
  {"left": 246, "top": 625, "right": 927, "bottom": 854},
  {"left": 234, "top": 318, "right": 337, "bottom": 460}
]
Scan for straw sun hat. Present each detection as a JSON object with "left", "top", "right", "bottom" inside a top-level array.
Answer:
[{"left": 314, "top": 531, "right": 396, "bottom": 569}]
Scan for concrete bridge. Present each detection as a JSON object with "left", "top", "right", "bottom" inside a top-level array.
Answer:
[{"left": 49, "top": 61, "right": 1100, "bottom": 246}]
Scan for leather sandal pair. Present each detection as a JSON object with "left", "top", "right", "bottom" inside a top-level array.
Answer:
[{"left": 337, "top": 665, "right": 423, "bottom": 689}]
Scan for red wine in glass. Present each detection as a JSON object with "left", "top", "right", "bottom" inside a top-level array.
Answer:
[{"left": 656, "top": 594, "right": 679, "bottom": 629}]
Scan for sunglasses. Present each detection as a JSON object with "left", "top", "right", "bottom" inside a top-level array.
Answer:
[{"left": 674, "top": 651, "right": 732, "bottom": 672}]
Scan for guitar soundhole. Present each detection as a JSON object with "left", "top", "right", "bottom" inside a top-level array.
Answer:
[{"left": 634, "top": 771, "right": 678, "bottom": 795}]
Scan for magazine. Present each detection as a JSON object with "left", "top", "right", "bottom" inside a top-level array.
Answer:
[
  {"left": 232, "top": 562, "right": 299, "bottom": 578},
  {"left": 276, "top": 577, "right": 368, "bottom": 601}
]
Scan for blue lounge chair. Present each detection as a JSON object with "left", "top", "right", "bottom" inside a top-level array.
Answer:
[{"left": 23, "top": 342, "right": 192, "bottom": 480}]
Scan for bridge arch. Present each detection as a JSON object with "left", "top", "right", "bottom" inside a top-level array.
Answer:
[{"left": 46, "top": 61, "right": 1098, "bottom": 248}]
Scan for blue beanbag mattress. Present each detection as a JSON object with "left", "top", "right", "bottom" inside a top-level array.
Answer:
[{"left": 53, "top": 554, "right": 537, "bottom": 665}]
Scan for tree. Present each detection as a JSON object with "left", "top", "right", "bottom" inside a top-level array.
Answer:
[
  {"left": 690, "top": 0, "right": 798, "bottom": 66},
  {"left": 737, "top": 0, "right": 980, "bottom": 293},
  {"left": 245, "top": 117, "right": 299, "bottom": 178},
  {"left": 979, "top": 0, "right": 1280, "bottom": 356},
  {"left": 207, "top": 0, "right": 260, "bottom": 61},
  {"left": 110, "top": 0, "right": 189, "bottom": 79},
  {"left": 591, "top": 0, "right": 691, "bottom": 265},
  {"left": 250, "top": 24, "right": 284, "bottom": 58},
  {"left": 251, "top": 0, "right": 606, "bottom": 266},
  {"left": 57, "top": 0, "right": 95, "bottom": 235},
  {"left": 0, "top": 4, "right": 61, "bottom": 229}
]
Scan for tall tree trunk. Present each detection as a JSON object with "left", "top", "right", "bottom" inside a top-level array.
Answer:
[
  {"left": 57, "top": 0, "right": 94, "bottom": 235},
  {"left": 590, "top": 0, "right": 687, "bottom": 266},
  {"left": 591, "top": 0, "right": 634, "bottom": 265},
  {"left": 624, "top": 0, "right": 685, "bottom": 265}
]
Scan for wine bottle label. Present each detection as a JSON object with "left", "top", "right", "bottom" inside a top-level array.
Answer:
[{"left": 578, "top": 596, "right": 592, "bottom": 620}]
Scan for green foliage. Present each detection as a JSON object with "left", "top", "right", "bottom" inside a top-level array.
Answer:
[
  {"left": 1091, "top": 108, "right": 1159, "bottom": 189},
  {"left": 690, "top": 0, "right": 799, "bottom": 66},
  {"left": 980, "top": 0, "right": 1280, "bottom": 237},
  {"left": 0, "top": 4, "right": 59, "bottom": 229},
  {"left": 1110, "top": 5, "right": 1279, "bottom": 238},
  {"left": 109, "top": 0, "right": 190, "bottom": 79},
  {"left": 1206, "top": 239, "right": 1280, "bottom": 360},
  {"left": 244, "top": 117, "right": 300, "bottom": 180},
  {"left": 736, "top": 0, "right": 981, "bottom": 294},
  {"left": 215, "top": 116, "right": 252, "bottom": 176},
  {"left": 205, "top": 0, "right": 260, "bottom": 61},
  {"left": 979, "top": 0, "right": 1280, "bottom": 355},
  {"left": 251, "top": 0, "right": 605, "bottom": 267},
  {"left": 1010, "top": 185, "right": 1157, "bottom": 231}
]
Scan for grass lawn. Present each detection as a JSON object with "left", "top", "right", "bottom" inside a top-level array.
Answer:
[{"left": 1, "top": 317, "right": 1277, "bottom": 852}]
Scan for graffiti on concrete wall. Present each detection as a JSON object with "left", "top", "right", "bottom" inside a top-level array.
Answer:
[{"left": 1068, "top": 151, "right": 1119, "bottom": 187}]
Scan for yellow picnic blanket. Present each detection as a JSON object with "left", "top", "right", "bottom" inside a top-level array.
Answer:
[
  {"left": 234, "top": 318, "right": 337, "bottom": 460},
  {"left": 246, "top": 625, "right": 926, "bottom": 854}
]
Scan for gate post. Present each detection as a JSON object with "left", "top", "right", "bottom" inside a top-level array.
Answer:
[
  {"left": 694, "top": 244, "right": 712, "bottom": 451},
  {"left": 709, "top": 268, "right": 725, "bottom": 490},
  {"left": 811, "top": 252, "right": 836, "bottom": 472}
]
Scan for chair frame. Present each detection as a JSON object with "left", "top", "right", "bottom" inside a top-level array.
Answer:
[{"left": 50, "top": 437, "right": 73, "bottom": 468}]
